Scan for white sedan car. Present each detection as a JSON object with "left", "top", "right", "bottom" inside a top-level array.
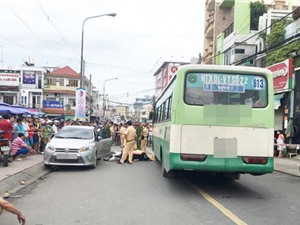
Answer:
[{"left": 44, "top": 125, "right": 112, "bottom": 169}]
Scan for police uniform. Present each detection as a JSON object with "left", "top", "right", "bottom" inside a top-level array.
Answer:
[
  {"left": 119, "top": 124, "right": 136, "bottom": 164},
  {"left": 141, "top": 126, "right": 149, "bottom": 151},
  {"left": 120, "top": 125, "right": 126, "bottom": 148}
]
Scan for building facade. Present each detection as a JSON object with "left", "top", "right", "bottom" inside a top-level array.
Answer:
[
  {"left": 43, "top": 66, "right": 79, "bottom": 118},
  {"left": 20, "top": 66, "right": 45, "bottom": 112},
  {"left": 0, "top": 69, "right": 20, "bottom": 105},
  {"left": 203, "top": 0, "right": 299, "bottom": 65}
]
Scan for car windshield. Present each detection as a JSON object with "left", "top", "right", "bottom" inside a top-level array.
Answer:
[{"left": 56, "top": 127, "right": 93, "bottom": 140}]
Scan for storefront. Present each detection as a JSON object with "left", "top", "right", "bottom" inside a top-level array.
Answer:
[{"left": 267, "top": 58, "right": 293, "bottom": 131}]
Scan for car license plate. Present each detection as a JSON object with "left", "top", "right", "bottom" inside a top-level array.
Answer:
[
  {"left": 1, "top": 146, "right": 10, "bottom": 151},
  {"left": 56, "top": 153, "right": 77, "bottom": 160}
]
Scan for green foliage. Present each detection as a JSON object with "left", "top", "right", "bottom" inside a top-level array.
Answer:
[
  {"left": 266, "top": 39, "right": 300, "bottom": 67},
  {"left": 264, "top": 18, "right": 299, "bottom": 67},
  {"left": 250, "top": 1, "right": 267, "bottom": 30},
  {"left": 265, "top": 19, "right": 290, "bottom": 48}
]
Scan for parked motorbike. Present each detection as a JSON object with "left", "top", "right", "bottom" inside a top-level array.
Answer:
[{"left": 0, "top": 130, "right": 10, "bottom": 167}]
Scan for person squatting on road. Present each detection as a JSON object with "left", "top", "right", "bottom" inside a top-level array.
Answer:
[
  {"left": 11, "top": 133, "right": 35, "bottom": 161},
  {"left": 0, "top": 197, "right": 26, "bottom": 224},
  {"left": 118, "top": 120, "right": 136, "bottom": 164}
]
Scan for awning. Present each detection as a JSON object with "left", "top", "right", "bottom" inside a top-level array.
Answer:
[
  {"left": 274, "top": 94, "right": 284, "bottom": 110},
  {"left": 0, "top": 103, "right": 36, "bottom": 115}
]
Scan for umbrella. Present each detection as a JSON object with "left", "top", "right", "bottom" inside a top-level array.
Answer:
[{"left": 0, "top": 104, "right": 31, "bottom": 115}]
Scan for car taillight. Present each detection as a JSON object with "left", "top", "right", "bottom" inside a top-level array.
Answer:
[
  {"left": 180, "top": 154, "right": 207, "bottom": 161},
  {"left": 242, "top": 156, "right": 268, "bottom": 164}
]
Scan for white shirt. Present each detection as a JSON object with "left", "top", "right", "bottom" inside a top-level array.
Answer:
[{"left": 52, "top": 124, "right": 58, "bottom": 134}]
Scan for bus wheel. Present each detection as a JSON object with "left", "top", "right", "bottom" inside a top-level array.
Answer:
[{"left": 161, "top": 158, "right": 176, "bottom": 178}]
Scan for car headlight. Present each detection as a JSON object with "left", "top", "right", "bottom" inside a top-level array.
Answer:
[
  {"left": 79, "top": 145, "right": 94, "bottom": 152},
  {"left": 47, "top": 144, "right": 56, "bottom": 152}
]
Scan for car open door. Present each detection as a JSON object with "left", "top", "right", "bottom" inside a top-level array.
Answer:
[{"left": 96, "top": 137, "right": 112, "bottom": 158}]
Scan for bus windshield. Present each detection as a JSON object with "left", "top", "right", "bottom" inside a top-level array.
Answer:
[{"left": 184, "top": 72, "right": 268, "bottom": 108}]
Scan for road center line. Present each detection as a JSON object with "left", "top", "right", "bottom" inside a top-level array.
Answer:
[{"left": 185, "top": 179, "right": 248, "bottom": 225}]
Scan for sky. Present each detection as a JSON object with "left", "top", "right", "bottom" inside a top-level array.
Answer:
[{"left": 0, "top": 0, "right": 205, "bottom": 105}]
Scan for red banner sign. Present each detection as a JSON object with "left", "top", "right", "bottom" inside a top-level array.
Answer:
[{"left": 267, "top": 58, "right": 292, "bottom": 92}]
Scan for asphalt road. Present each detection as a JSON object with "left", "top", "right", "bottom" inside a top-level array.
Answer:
[{"left": 1, "top": 156, "right": 300, "bottom": 225}]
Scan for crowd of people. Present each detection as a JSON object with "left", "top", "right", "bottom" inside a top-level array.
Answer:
[
  {"left": 0, "top": 113, "right": 154, "bottom": 163},
  {"left": 96, "top": 120, "right": 154, "bottom": 164},
  {"left": 0, "top": 114, "right": 91, "bottom": 161}
]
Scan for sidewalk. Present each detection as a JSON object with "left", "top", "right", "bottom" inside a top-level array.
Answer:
[
  {"left": 0, "top": 154, "right": 50, "bottom": 197},
  {"left": 0, "top": 152, "right": 299, "bottom": 197},
  {"left": 274, "top": 155, "right": 300, "bottom": 177}
]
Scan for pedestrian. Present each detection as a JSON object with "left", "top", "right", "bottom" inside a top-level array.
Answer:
[
  {"left": 135, "top": 122, "right": 143, "bottom": 150},
  {"left": 52, "top": 120, "right": 60, "bottom": 135},
  {"left": 118, "top": 120, "right": 136, "bottom": 164},
  {"left": 0, "top": 197, "right": 26, "bottom": 225},
  {"left": 148, "top": 124, "right": 153, "bottom": 147},
  {"left": 119, "top": 123, "right": 126, "bottom": 148},
  {"left": 11, "top": 133, "right": 35, "bottom": 161},
  {"left": 109, "top": 121, "right": 115, "bottom": 144},
  {"left": 65, "top": 119, "right": 71, "bottom": 126},
  {"left": 276, "top": 130, "right": 285, "bottom": 158},
  {"left": 12, "top": 118, "right": 22, "bottom": 141},
  {"left": 21, "top": 115, "right": 29, "bottom": 140},
  {"left": 0, "top": 114, "right": 14, "bottom": 145},
  {"left": 114, "top": 124, "right": 120, "bottom": 145},
  {"left": 32, "top": 116, "right": 41, "bottom": 153},
  {"left": 40, "top": 120, "right": 54, "bottom": 153},
  {"left": 26, "top": 116, "right": 34, "bottom": 147},
  {"left": 141, "top": 123, "right": 149, "bottom": 152}
]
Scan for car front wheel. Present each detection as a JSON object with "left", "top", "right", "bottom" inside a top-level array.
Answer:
[{"left": 91, "top": 155, "right": 97, "bottom": 169}]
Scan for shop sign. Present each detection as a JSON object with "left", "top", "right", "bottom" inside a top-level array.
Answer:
[
  {"left": 42, "top": 100, "right": 64, "bottom": 109},
  {"left": 0, "top": 70, "right": 19, "bottom": 86},
  {"left": 267, "top": 58, "right": 292, "bottom": 92}
]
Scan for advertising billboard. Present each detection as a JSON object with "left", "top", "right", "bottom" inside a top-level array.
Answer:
[
  {"left": 267, "top": 58, "right": 292, "bottom": 93},
  {"left": 23, "top": 71, "right": 36, "bottom": 84},
  {"left": 75, "top": 88, "right": 86, "bottom": 121}
]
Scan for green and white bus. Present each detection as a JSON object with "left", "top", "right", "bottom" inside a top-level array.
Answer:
[{"left": 153, "top": 65, "right": 274, "bottom": 179}]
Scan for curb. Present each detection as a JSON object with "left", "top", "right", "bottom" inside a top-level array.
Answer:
[
  {"left": 274, "top": 168, "right": 300, "bottom": 177},
  {"left": 0, "top": 162, "right": 51, "bottom": 198}
]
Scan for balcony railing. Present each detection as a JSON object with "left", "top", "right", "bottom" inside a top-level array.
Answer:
[
  {"left": 205, "top": 19, "right": 214, "bottom": 38},
  {"left": 224, "top": 22, "right": 234, "bottom": 39}
]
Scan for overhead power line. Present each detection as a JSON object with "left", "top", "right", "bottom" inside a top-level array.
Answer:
[
  {"left": 2, "top": 1, "right": 65, "bottom": 61},
  {"left": 34, "top": 0, "right": 79, "bottom": 59}
]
